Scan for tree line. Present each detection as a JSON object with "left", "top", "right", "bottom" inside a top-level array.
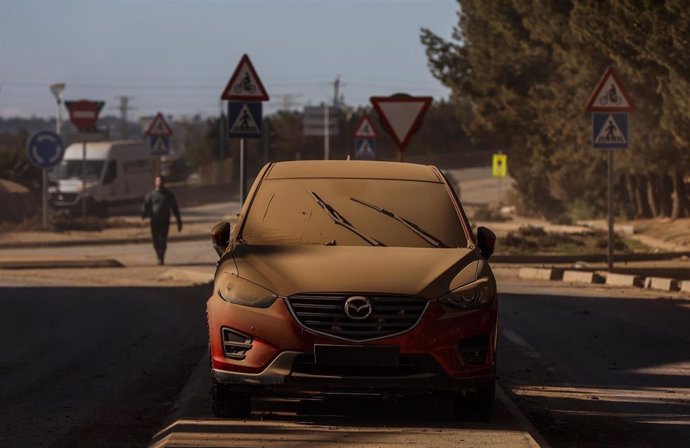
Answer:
[{"left": 421, "top": 0, "right": 690, "bottom": 220}]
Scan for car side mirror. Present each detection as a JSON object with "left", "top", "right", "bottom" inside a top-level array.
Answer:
[
  {"left": 477, "top": 226, "right": 496, "bottom": 260},
  {"left": 211, "top": 221, "right": 231, "bottom": 257}
]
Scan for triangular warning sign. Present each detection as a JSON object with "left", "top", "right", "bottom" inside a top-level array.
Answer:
[
  {"left": 145, "top": 112, "right": 173, "bottom": 137},
  {"left": 594, "top": 115, "right": 627, "bottom": 144},
  {"left": 354, "top": 116, "right": 377, "bottom": 138},
  {"left": 230, "top": 104, "right": 261, "bottom": 133},
  {"left": 370, "top": 95, "right": 432, "bottom": 150},
  {"left": 221, "top": 54, "right": 270, "bottom": 101},
  {"left": 586, "top": 67, "right": 635, "bottom": 112}
]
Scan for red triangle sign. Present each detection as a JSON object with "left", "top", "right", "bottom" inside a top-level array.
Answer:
[
  {"left": 145, "top": 112, "right": 173, "bottom": 137},
  {"left": 586, "top": 67, "right": 635, "bottom": 112},
  {"left": 354, "top": 115, "right": 377, "bottom": 138},
  {"left": 370, "top": 95, "right": 432, "bottom": 151},
  {"left": 221, "top": 54, "right": 270, "bottom": 101}
]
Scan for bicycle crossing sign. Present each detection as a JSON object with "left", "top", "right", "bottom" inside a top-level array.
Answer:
[
  {"left": 586, "top": 67, "right": 635, "bottom": 112},
  {"left": 228, "top": 101, "right": 262, "bottom": 139},
  {"left": 592, "top": 113, "right": 629, "bottom": 149},
  {"left": 221, "top": 54, "right": 270, "bottom": 101}
]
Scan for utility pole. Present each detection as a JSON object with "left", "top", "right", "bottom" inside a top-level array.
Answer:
[
  {"left": 113, "top": 96, "right": 136, "bottom": 139},
  {"left": 218, "top": 99, "right": 225, "bottom": 185},
  {"left": 332, "top": 75, "right": 340, "bottom": 108}
]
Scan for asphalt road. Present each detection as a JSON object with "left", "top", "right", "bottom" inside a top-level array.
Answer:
[
  {"left": 0, "top": 285, "right": 210, "bottom": 448},
  {"left": 498, "top": 286, "right": 690, "bottom": 448}
]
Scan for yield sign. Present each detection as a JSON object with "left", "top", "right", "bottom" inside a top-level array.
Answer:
[
  {"left": 370, "top": 95, "right": 432, "bottom": 150},
  {"left": 65, "top": 100, "right": 105, "bottom": 133},
  {"left": 221, "top": 54, "right": 270, "bottom": 101},
  {"left": 145, "top": 112, "right": 173, "bottom": 137},
  {"left": 354, "top": 115, "right": 377, "bottom": 138},
  {"left": 586, "top": 67, "right": 635, "bottom": 112}
]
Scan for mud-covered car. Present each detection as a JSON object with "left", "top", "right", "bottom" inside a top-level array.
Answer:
[{"left": 207, "top": 160, "right": 497, "bottom": 419}]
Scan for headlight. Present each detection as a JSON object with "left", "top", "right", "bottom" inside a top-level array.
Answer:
[
  {"left": 217, "top": 275, "right": 278, "bottom": 308},
  {"left": 438, "top": 280, "right": 493, "bottom": 311}
]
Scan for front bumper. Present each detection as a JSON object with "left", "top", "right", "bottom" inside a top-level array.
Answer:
[
  {"left": 208, "top": 292, "right": 498, "bottom": 392},
  {"left": 212, "top": 351, "right": 494, "bottom": 394}
]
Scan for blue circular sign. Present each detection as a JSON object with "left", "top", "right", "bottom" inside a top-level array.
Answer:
[{"left": 27, "top": 131, "right": 65, "bottom": 169}]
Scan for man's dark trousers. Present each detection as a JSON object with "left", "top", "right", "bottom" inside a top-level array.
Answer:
[{"left": 151, "top": 218, "right": 170, "bottom": 263}]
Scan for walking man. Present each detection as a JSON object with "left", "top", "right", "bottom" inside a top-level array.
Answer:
[{"left": 141, "top": 175, "right": 182, "bottom": 265}]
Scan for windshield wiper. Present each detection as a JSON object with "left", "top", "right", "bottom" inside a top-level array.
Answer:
[
  {"left": 307, "top": 191, "right": 384, "bottom": 247},
  {"left": 350, "top": 197, "right": 447, "bottom": 248}
]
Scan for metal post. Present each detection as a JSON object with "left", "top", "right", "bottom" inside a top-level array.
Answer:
[
  {"left": 42, "top": 169, "right": 48, "bottom": 229},
  {"left": 82, "top": 140, "right": 87, "bottom": 220},
  {"left": 398, "top": 150, "right": 404, "bottom": 162},
  {"left": 499, "top": 176, "right": 503, "bottom": 205},
  {"left": 607, "top": 149, "right": 614, "bottom": 271},
  {"left": 324, "top": 105, "right": 330, "bottom": 160},
  {"left": 239, "top": 138, "right": 246, "bottom": 208}
]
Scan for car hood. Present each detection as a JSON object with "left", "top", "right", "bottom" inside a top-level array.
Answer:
[{"left": 225, "top": 245, "right": 484, "bottom": 298}]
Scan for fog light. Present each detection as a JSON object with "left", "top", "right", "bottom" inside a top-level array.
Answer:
[
  {"left": 221, "top": 328, "right": 253, "bottom": 360},
  {"left": 459, "top": 333, "right": 489, "bottom": 366}
]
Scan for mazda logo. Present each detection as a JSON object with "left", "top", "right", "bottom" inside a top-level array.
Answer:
[{"left": 344, "top": 296, "right": 373, "bottom": 320}]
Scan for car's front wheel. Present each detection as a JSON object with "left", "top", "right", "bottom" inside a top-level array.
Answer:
[{"left": 211, "top": 377, "right": 252, "bottom": 418}]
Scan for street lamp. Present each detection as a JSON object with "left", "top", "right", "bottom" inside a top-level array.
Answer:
[{"left": 49, "top": 83, "right": 65, "bottom": 136}]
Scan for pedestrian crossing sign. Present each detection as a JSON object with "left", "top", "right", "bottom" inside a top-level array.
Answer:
[
  {"left": 492, "top": 153, "right": 507, "bottom": 178},
  {"left": 592, "top": 113, "right": 628, "bottom": 149},
  {"left": 149, "top": 136, "right": 170, "bottom": 156},
  {"left": 227, "top": 101, "right": 262, "bottom": 139}
]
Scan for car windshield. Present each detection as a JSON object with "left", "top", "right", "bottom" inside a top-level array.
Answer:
[
  {"left": 52, "top": 160, "right": 105, "bottom": 181},
  {"left": 240, "top": 178, "right": 468, "bottom": 248}
]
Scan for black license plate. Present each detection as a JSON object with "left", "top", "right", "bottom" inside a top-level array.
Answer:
[{"left": 314, "top": 345, "right": 400, "bottom": 366}]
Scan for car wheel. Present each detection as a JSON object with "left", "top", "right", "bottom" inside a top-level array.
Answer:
[
  {"left": 454, "top": 381, "right": 495, "bottom": 421},
  {"left": 211, "top": 377, "right": 252, "bottom": 418}
]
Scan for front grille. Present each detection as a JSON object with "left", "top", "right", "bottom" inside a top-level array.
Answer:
[{"left": 286, "top": 294, "right": 427, "bottom": 341}]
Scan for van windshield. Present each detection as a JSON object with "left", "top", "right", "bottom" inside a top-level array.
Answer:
[{"left": 52, "top": 160, "right": 105, "bottom": 181}]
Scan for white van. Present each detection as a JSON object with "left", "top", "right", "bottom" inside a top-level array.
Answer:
[{"left": 49, "top": 140, "right": 154, "bottom": 215}]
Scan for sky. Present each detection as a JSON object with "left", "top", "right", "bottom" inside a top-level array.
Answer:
[{"left": 0, "top": 0, "right": 459, "bottom": 120}]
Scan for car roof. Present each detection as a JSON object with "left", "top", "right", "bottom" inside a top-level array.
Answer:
[{"left": 265, "top": 160, "right": 442, "bottom": 182}]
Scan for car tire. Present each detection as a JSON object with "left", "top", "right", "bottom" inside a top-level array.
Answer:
[
  {"left": 454, "top": 380, "right": 495, "bottom": 421},
  {"left": 211, "top": 377, "right": 252, "bottom": 418}
]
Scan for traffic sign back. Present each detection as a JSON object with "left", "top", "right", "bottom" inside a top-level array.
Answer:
[
  {"left": 145, "top": 112, "right": 173, "bottom": 137},
  {"left": 27, "top": 131, "right": 65, "bottom": 168},
  {"left": 586, "top": 67, "right": 635, "bottom": 112},
  {"left": 370, "top": 95, "right": 432, "bottom": 151},
  {"left": 221, "top": 54, "right": 270, "bottom": 101}
]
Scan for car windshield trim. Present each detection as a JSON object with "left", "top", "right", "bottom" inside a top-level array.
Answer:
[
  {"left": 350, "top": 196, "right": 447, "bottom": 248},
  {"left": 307, "top": 190, "right": 384, "bottom": 247}
]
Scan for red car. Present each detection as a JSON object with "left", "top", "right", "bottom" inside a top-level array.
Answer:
[{"left": 207, "top": 160, "right": 497, "bottom": 418}]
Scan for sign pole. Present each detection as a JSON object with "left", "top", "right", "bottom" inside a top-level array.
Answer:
[
  {"left": 42, "top": 169, "right": 48, "bottom": 229},
  {"left": 607, "top": 149, "right": 614, "bottom": 271},
  {"left": 82, "top": 140, "right": 87, "bottom": 220},
  {"left": 239, "top": 138, "right": 246, "bottom": 208},
  {"left": 324, "top": 104, "right": 330, "bottom": 160}
]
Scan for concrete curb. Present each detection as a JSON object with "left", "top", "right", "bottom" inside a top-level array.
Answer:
[
  {"left": 562, "top": 270, "right": 604, "bottom": 284},
  {"left": 644, "top": 276, "right": 680, "bottom": 292},
  {"left": 518, "top": 267, "right": 563, "bottom": 281},
  {"left": 605, "top": 272, "right": 644, "bottom": 288},
  {"left": 0, "top": 258, "right": 124, "bottom": 269},
  {"left": 0, "top": 233, "right": 209, "bottom": 250}
]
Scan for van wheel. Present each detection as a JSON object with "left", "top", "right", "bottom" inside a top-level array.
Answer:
[
  {"left": 454, "top": 381, "right": 495, "bottom": 421},
  {"left": 211, "top": 377, "right": 252, "bottom": 418}
]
